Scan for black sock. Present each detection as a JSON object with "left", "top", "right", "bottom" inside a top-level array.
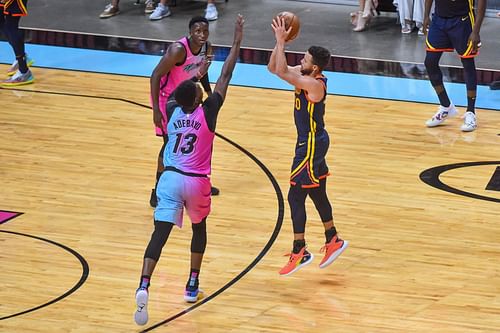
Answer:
[
  {"left": 139, "top": 275, "right": 150, "bottom": 289},
  {"left": 467, "top": 94, "right": 476, "bottom": 114},
  {"left": 292, "top": 239, "right": 306, "bottom": 254},
  {"left": 186, "top": 269, "right": 200, "bottom": 290},
  {"left": 325, "top": 227, "right": 337, "bottom": 243},
  {"left": 17, "top": 54, "right": 28, "bottom": 73}
]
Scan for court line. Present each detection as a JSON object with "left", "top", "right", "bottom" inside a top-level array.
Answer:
[
  {"left": 420, "top": 161, "right": 500, "bottom": 203},
  {"left": 0, "top": 230, "right": 90, "bottom": 321},
  {"left": 1, "top": 42, "right": 498, "bottom": 110},
  {"left": 0, "top": 87, "right": 286, "bottom": 330}
]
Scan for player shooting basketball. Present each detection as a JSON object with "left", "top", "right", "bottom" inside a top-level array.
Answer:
[{"left": 267, "top": 16, "right": 349, "bottom": 276}]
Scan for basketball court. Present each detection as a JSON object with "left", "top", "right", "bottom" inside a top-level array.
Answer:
[{"left": 1, "top": 0, "right": 499, "bottom": 332}]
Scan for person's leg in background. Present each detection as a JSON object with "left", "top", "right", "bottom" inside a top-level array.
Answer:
[
  {"left": 2, "top": 14, "right": 34, "bottom": 86},
  {"left": 149, "top": 0, "right": 171, "bottom": 20},
  {"left": 205, "top": 0, "right": 218, "bottom": 21}
]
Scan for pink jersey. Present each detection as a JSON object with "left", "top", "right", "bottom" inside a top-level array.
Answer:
[
  {"left": 161, "top": 37, "right": 207, "bottom": 98},
  {"left": 163, "top": 104, "right": 214, "bottom": 176},
  {"left": 155, "top": 37, "right": 208, "bottom": 135}
]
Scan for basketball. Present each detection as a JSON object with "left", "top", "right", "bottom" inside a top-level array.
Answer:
[{"left": 275, "top": 11, "right": 300, "bottom": 42}]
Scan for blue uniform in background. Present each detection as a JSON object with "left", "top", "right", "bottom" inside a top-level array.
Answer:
[{"left": 426, "top": 0, "right": 479, "bottom": 58}]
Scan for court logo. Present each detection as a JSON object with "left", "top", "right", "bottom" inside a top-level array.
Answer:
[
  {"left": 0, "top": 210, "right": 23, "bottom": 224},
  {"left": 420, "top": 161, "right": 500, "bottom": 203}
]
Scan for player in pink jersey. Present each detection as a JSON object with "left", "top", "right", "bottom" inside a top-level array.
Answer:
[
  {"left": 134, "top": 14, "right": 244, "bottom": 326},
  {"left": 150, "top": 16, "right": 219, "bottom": 208}
]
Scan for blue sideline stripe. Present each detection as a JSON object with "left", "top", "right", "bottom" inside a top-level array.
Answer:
[{"left": 1, "top": 42, "right": 498, "bottom": 110}]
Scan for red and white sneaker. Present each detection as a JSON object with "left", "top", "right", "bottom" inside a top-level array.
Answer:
[
  {"left": 319, "top": 235, "right": 349, "bottom": 269},
  {"left": 279, "top": 246, "right": 314, "bottom": 276},
  {"left": 425, "top": 104, "right": 458, "bottom": 127}
]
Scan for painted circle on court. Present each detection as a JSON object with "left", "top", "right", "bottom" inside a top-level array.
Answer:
[
  {"left": 0, "top": 230, "right": 89, "bottom": 320},
  {"left": 420, "top": 161, "right": 500, "bottom": 203}
]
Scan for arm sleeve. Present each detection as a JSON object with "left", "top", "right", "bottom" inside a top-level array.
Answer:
[{"left": 202, "top": 92, "right": 223, "bottom": 132}]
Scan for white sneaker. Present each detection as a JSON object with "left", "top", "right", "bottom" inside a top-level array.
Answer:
[
  {"left": 205, "top": 3, "right": 218, "bottom": 21},
  {"left": 460, "top": 111, "right": 477, "bottom": 132},
  {"left": 144, "top": 0, "right": 155, "bottom": 14},
  {"left": 134, "top": 288, "right": 149, "bottom": 326},
  {"left": 425, "top": 104, "right": 458, "bottom": 127},
  {"left": 149, "top": 4, "right": 171, "bottom": 20}
]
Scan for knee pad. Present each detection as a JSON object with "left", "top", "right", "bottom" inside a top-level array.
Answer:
[
  {"left": 144, "top": 221, "right": 173, "bottom": 261},
  {"left": 191, "top": 219, "right": 207, "bottom": 253}
]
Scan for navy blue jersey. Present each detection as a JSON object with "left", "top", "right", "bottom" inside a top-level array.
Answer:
[
  {"left": 290, "top": 76, "right": 330, "bottom": 188},
  {"left": 435, "top": 0, "right": 473, "bottom": 18},
  {"left": 293, "top": 76, "right": 327, "bottom": 142}
]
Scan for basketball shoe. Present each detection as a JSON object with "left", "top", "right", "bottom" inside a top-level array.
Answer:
[
  {"left": 99, "top": 4, "right": 120, "bottom": 18},
  {"left": 460, "top": 111, "right": 477, "bottom": 132},
  {"left": 204, "top": 3, "right": 218, "bottom": 21},
  {"left": 319, "top": 235, "right": 349, "bottom": 269},
  {"left": 184, "top": 286, "right": 204, "bottom": 303},
  {"left": 149, "top": 3, "right": 171, "bottom": 20},
  {"left": 144, "top": 0, "right": 155, "bottom": 14},
  {"left": 279, "top": 246, "right": 314, "bottom": 276},
  {"left": 425, "top": 104, "right": 458, "bottom": 127},
  {"left": 7, "top": 56, "right": 34, "bottom": 76},
  {"left": 134, "top": 287, "right": 149, "bottom": 326},
  {"left": 2, "top": 70, "right": 34, "bottom": 86}
]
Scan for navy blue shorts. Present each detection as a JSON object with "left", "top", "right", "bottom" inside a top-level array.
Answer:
[
  {"left": 426, "top": 14, "right": 479, "bottom": 58},
  {"left": 290, "top": 131, "right": 330, "bottom": 188},
  {"left": 1, "top": 0, "right": 28, "bottom": 16}
]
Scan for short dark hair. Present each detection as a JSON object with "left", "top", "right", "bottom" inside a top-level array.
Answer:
[
  {"left": 308, "top": 46, "right": 331, "bottom": 72},
  {"left": 189, "top": 16, "right": 209, "bottom": 30},
  {"left": 175, "top": 80, "right": 197, "bottom": 108}
]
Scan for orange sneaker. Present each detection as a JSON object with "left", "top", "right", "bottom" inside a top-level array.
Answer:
[
  {"left": 319, "top": 235, "right": 348, "bottom": 269},
  {"left": 279, "top": 246, "right": 314, "bottom": 276}
]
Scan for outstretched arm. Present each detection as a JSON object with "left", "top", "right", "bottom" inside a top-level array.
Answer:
[{"left": 213, "top": 14, "right": 244, "bottom": 101}]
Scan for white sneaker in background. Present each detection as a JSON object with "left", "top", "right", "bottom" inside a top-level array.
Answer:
[
  {"left": 149, "top": 3, "right": 171, "bottom": 20},
  {"left": 205, "top": 3, "right": 218, "bottom": 21},
  {"left": 425, "top": 104, "right": 458, "bottom": 127},
  {"left": 460, "top": 111, "right": 477, "bottom": 132}
]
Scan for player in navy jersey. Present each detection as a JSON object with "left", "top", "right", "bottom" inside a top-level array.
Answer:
[
  {"left": 1, "top": 0, "right": 34, "bottom": 86},
  {"left": 423, "top": 0, "right": 486, "bottom": 132},
  {"left": 268, "top": 17, "right": 348, "bottom": 276}
]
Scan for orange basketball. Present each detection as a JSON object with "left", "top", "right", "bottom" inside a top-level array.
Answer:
[{"left": 276, "top": 11, "right": 300, "bottom": 42}]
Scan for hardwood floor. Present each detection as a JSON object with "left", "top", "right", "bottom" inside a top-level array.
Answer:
[{"left": 1, "top": 66, "right": 499, "bottom": 332}]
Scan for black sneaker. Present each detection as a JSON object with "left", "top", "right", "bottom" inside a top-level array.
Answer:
[
  {"left": 210, "top": 186, "right": 220, "bottom": 196},
  {"left": 149, "top": 189, "right": 157, "bottom": 207}
]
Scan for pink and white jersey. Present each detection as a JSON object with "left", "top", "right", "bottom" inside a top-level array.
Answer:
[
  {"left": 160, "top": 37, "right": 207, "bottom": 100},
  {"left": 163, "top": 104, "right": 215, "bottom": 176}
]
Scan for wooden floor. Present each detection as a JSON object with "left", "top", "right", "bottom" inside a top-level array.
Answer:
[{"left": 1, "top": 66, "right": 499, "bottom": 333}]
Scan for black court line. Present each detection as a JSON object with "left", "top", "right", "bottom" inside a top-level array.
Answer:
[
  {"left": 0, "top": 230, "right": 90, "bottom": 320},
  {"left": 420, "top": 161, "right": 500, "bottom": 203},
  {"left": 485, "top": 166, "right": 500, "bottom": 191},
  {"left": 140, "top": 132, "right": 285, "bottom": 332},
  {"left": 1, "top": 86, "right": 285, "bottom": 330}
]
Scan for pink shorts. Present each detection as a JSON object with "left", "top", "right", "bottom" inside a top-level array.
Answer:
[{"left": 154, "top": 171, "right": 212, "bottom": 228}]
